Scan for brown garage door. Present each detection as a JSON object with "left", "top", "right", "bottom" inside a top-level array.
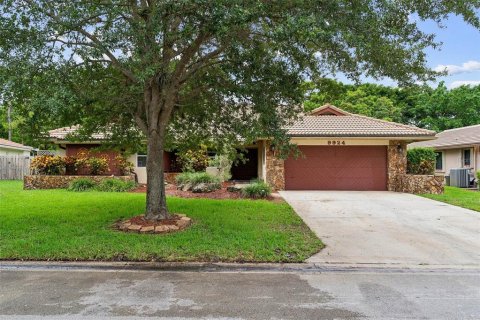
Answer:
[{"left": 284, "top": 146, "right": 387, "bottom": 190}]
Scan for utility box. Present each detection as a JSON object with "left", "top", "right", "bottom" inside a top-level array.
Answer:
[{"left": 449, "top": 168, "right": 470, "bottom": 188}]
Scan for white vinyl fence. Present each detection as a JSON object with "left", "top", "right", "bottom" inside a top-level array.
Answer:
[{"left": 0, "top": 156, "right": 31, "bottom": 180}]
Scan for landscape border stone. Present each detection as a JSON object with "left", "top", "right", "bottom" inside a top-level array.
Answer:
[{"left": 117, "top": 214, "right": 192, "bottom": 234}]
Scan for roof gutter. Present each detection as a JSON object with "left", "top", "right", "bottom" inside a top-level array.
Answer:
[
  {"left": 286, "top": 135, "right": 437, "bottom": 141},
  {"left": 0, "top": 143, "right": 33, "bottom": 151}
]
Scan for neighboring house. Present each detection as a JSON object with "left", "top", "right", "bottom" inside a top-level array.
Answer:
[
  {"left": 48, "top": 105, "right": 436, "bottom": 190},
  {"left": 0, "top": 138, "right": 32, "bottom": 156},
  {"left": 0, "top": 138, "right": 33, "bottom": 180},
  {"left": 409, "top": 124, "right": 480, "bottom": 176}
]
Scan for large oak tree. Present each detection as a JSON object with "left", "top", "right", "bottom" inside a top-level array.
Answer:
[{"left": 1, "top": 1, "right": 479, "bottom": 220}]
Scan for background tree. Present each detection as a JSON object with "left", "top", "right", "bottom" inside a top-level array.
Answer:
[
  {"left": 410, "top": 82, "right": 480, "bottom": 131},
  {"left": 1, "top": 1, "right": 479, "bottom": 221},
  {"left": 304, "top": 80, "right": 418, "bottom": 122},
  {"left": 304, "top": 79, "right": 480, "bottom": 130}
]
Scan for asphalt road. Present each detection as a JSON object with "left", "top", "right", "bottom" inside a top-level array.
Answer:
[{"left": 1, "top": 266, "right": 480, "bottom": 319}]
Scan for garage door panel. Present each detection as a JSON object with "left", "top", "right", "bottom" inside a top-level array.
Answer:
[{"left": 285, "top": 146, "right": 387, "bottom": 190}]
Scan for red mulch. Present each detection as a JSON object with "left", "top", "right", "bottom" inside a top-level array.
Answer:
[
  {"left": 129, "top": 214, "right": 181, "bottom": 227},
  {"left": 130, "top": 183, "right": 284, "bottom": 202}
]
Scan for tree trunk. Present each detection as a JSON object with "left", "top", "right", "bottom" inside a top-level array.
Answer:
[{"left": 145, "top": 130, "right": 170, "bottom": 221}]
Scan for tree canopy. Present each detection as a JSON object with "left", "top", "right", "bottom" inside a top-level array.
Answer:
[
  {"left": 303, "top": 79, "right": 480, "bottom": 131},
  {"left": 1, "top": 1, "right": 479, "bottom": 219}
]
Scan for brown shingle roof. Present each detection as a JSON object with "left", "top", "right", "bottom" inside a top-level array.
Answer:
[
  {"left": 287, "top": 106, "right": 435, "bottom": 138},
  {"left": 0, "top": 138, "right": 32, "bottom": 151},
  {"left": 409, "top": 124, "right": 480, "bottom": 149}
]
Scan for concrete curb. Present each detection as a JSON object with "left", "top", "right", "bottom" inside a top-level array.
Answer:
[{"left": 1, "top": 260, "right": 480, "bottom": 273}]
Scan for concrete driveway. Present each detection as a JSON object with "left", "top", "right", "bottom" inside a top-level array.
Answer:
[{"left": 280, "top": 191, "right": 480, "bottom": 267}]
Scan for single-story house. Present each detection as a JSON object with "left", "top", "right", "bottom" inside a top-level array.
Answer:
[
  {"left": 48, "top": 105, "right": 436, "bottom": 190},
  {"left": 409, "top": 124, "right": 480, "bottom": 176},
  {"left": 0, "top": 138, "right": 32, "bottom": 156}
]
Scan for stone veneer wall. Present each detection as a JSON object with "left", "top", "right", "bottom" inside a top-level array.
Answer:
[
  {"left": 394, "top": 174, "right": 444, "bottom": 194},
  {"left": 24, "top": 175, "right": 135, "bottom": 190},
  {"left": 265, "top": 142, "right": 285, "bottom": 190},
  {"left": 387, "top": 140, "right": 407, "bottom": 191}
]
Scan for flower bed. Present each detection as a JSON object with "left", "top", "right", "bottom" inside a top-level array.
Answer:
[
  {"left": 30, "top": 154, "right": 133, "bottom": 176},
  {"left": 24, "top": 175, "right": 135, "bottom": 190}
]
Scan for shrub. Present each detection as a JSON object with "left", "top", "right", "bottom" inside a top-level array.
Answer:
[
  {"left": 209, "top": 154, "right": 233, "bottom": 181},
  {"left": 76, "top": 156, "right": 109, "bottom": 175},
  {"left": 175, "top": 172, "right": 221, "bottom": 192},
  {"left": 177, "top": 146, "right": 210, "bottom": 172},
  {"left": 176, "top": 172, "right": 221, "bottom": 185},
  {"left": 64, "top": 156, "right": 78, "bottom": 175},
  {"left": 241, "top": 180, "right": 272, "bottom": 199},
  {"left": 68, "top": 178, "right": 96, "bottom": 191},
  {"left": 476, "top": 171, "right": 480, "bottom": 190},
  {"left": 95, "top": 178, "right": 136, "bottom": 192},
  {"left": 407, "top": 147, "right": 436, "bottom": 175},
  {"left": 115, "top": 155, "right": 134, "bottom": 175},
  {"left": 30, "top": 155, "right": 65, "bottom": 175}
]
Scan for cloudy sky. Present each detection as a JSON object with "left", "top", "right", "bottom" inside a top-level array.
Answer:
[
  {"left": 337, "top": 14, "right": 480, "bottom": 88},
  {"left": 423, "top": 15, "right": 480, "bottom": 88}
]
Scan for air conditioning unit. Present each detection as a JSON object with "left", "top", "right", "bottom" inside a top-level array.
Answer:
[{"left": 449, "top": 168, "right": 470, "bottom": 188}]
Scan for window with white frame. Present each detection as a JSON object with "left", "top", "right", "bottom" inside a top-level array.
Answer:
[
  {"left": 435, "top": 151, "right": 443, "bottom": 171},
  {"left": 137, "top": 154, "right": 147, "bottom": 167}
]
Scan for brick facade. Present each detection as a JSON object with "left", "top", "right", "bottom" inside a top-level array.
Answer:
[{"left": 65, "top": 144, "right": 122, "bottom": 176}]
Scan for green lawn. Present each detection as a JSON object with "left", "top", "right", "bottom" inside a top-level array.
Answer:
[
  {"left": 421, "top": 186, "right": 480, "bottom": 212},
  {"left": 0, "top": 181, "right": 322, "bottom": 262}
]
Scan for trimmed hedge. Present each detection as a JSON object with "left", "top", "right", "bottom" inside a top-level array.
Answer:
[{"left": 407, "top": 147, "right": 436, "bottom": 175}]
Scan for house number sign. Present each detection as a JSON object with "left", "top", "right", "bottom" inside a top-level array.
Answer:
[{"left": 328, "top": 140, "right": 346, "bottom": 145}]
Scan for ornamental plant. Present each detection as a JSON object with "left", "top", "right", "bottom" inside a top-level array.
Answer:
[
  {"left": 96, "top": 178, "right": 136, "bottom": 192},
  {"left": 407, "top": 148, "right": 436, "bottom": 175},
  {"left": 177, "top": 146, "right": 210, "bottom": 172},
  {"left": 115, "top": 155, "right": 135, "bottom": 175},
  {"left": 85, "top": 157, "right": 109, "bottom": 175},
  {"left": 68, "top": 178, "right": 96, "bottom": 191},
  {"left": 30, "top": 155, "right": 65, "bottom": 175},
  {"left": 74, "top": 149, "right": 110, "bottom": 175},
  {"left": 209, "top": 154, "right": 233, "bottom": 182},
  {"left": 64, "top": 156, "right": 78, "bottom": 175},
  {"left": 241, "top": 180, "right": 272, "bottom": 199}
]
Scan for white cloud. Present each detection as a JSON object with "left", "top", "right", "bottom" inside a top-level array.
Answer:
[
  {"left": 434, "top": 60, "right": 480, "bottom": 75},
  {"left": 449, "top": 80, "right": 480, "bottom": 88}
]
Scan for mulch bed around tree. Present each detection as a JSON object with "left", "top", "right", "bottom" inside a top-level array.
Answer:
[
  {"left": 116, "top": 214, "right": 192, "bottom": 234},
  {"left": 131, "top": 183, "right": 284, "bottom": 202}
]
